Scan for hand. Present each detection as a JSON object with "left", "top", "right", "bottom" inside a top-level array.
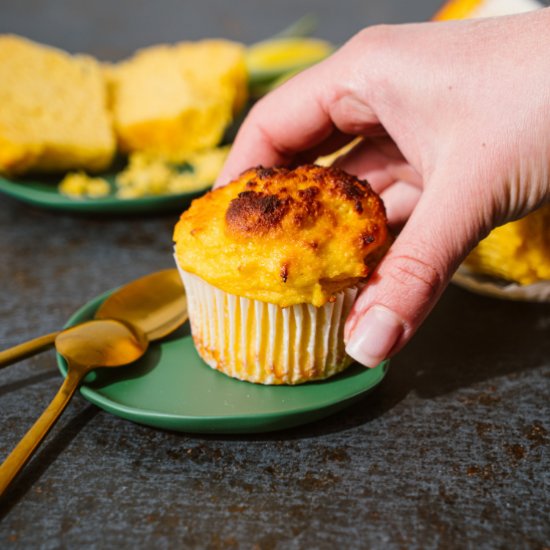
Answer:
[{"left": 216, "top": 9, "right": 550, "bottom": 367}]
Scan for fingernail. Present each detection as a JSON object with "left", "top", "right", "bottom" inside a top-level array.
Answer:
[{"left": 345, "top": 305, "right": 404, "bottom": 368}]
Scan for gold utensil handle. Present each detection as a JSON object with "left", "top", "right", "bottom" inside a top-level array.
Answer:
[
  {"left": 0, "top": 331, "right": 59, "bottom": 369},
  {"left": 0, "top": 368, "right": 82, "bottom": 497}
]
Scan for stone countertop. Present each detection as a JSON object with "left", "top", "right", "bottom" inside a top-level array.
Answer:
[{"left": 0, "top": 1, "right": 549, "bottom": 548}]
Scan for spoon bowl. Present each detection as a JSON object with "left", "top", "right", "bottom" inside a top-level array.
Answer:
[
  {"left": 95, "top": 269, "right": 187, "bottom": 341},
  {"left": 56, "top": 319, "right": 149, "bottom": 373},
  {"left": 0, "top": 269, "right": 186, "bottom": 368},
  {"left": 0, "top": 319, "right": 148, "bottom": 497}
]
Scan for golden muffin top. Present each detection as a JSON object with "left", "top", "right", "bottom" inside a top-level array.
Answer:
[{"left": 173, "top": 165, "right": 389, "bottom": 307}]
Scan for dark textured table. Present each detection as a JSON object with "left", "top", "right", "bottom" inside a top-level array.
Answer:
[{"left": 1, "top": 1, "right": 549, "bottom": 548}]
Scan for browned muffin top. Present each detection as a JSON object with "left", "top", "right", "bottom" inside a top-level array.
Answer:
[{"left": 174, "top": 164, "right": 390, "bottom": 306}]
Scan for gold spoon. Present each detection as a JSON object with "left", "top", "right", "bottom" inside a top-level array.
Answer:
[
  {"left": 0, "top": 269, "right": 186, "bottom": 368},
  {"left": 0, "top": 319, "right": 148, "bottom": 496}
]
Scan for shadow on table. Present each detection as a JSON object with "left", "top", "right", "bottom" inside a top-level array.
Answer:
[
  {"left": 205, "top": 283, "right": 550, "bottom": 441},
  {"left": 0, "top": 405, "right": 99, "bottom": 519},
  {"left": 0, "top": 369, "right": 58, "bottom": 398},
  {"left": 1, "top": 284, "right": 547, "bottom": 491}
]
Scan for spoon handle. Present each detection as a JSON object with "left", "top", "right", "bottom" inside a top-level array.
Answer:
[
  {"left": 0, "top": 367, "right": 82, "bottom": 497},
  {"left": 0, "top": 331, "right": 60, "bottom": 369}
]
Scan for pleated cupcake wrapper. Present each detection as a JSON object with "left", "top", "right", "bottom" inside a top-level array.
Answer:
[
  {"left": 453, "top": 265, "right": 550, "bottom": 303},
  {"left": 177, "top": 266, "right": 359, "bottom": 385}
]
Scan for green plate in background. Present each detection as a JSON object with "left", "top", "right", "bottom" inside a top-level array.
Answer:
[
  {"left": 57, "top": 290, "right": 388, "bottom": 434},
  {"left": 0, "top": 173, "right": 206, "bottom": 214}
]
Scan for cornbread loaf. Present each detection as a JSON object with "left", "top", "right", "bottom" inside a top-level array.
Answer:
[
  {"left": 0, "top": 35, "right": 115, "bottom": 175},
  {"left": 107, "top": 40, "right": 247, "bottom": 161},
  {"left": 173, "top": 165, "right": 390, "bottom": 384},
  {"left": 174, "top": 165, "right": 389, "bottom": 307}
]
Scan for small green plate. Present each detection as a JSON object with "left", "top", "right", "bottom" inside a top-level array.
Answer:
[
  {"left": 0, "top": 173, "right": 206, "bottom": 214},
  {"left": 57, "top": 290, "right": 388, "bottom": 434}
]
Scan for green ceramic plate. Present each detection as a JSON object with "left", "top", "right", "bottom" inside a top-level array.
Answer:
[
  {"left": 57, "top": 290, "right": 388, "bottom": 434},
  {"left": 0, "top": 173, "right": 206, "bottom": 214}
]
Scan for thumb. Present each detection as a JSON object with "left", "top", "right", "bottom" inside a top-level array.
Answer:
[{"left": 344, "top": 183, "right": 484, "bottom": 367}]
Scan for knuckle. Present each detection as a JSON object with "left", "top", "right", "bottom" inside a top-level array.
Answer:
[
  {"left": 340, "top": 25, "right": 398, "bottom": 101},
  {"left": 385, "top": 254, "right": 443, "bottom": 301},
  {"left": 247, "top": 98, "right": 269, "bottom": 125},
  {"left": 347, "top": 24, "right": 395, "bottom": 55}
]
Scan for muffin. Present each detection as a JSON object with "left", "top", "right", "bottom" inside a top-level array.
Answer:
[
  {"left": 463, "top": 203, "right": 550, "bottom": 285},
  {"left": 173, "top": 165, "right": 389, "bottom": 384},
  {"left": 454, "top": 203, "right": 550, "bottom": 302}
]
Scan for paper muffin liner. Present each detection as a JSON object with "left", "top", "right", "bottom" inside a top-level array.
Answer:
[
  {"left": 452, "top": 265, "right": 550, "bottom": 303},
  {"left": 176, "top": 265, "right": 360, "bottom": 385}
]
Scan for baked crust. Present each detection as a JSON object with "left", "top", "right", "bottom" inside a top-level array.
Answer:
[{"left": 174, "top": 164, "right": 389, "bottom": 307}]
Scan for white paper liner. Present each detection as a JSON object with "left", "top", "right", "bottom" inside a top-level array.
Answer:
[
  {"left": 176, "top": 266, "right": 359, "bottom": 385},
  {"left": 452, "top": 265, "right": 550, "bottom": 303}
]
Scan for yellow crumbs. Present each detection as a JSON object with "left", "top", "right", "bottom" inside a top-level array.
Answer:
[
  {"left": 59, "top": 172, "right": 111, "bottom": 198},
  {"left": 58, "top": 146, "right": 230, "bottom": 200}
]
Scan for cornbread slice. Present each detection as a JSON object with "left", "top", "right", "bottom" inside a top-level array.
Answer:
[
  {"left": 0, "top": 35, "right": 115, "bottom": 175},
  {"left": 107, "top": 40, "right": 247, "bottom": 162}
]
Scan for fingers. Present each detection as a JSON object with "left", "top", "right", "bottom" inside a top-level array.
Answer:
[
  {"left": 334, "top": 136, "right": 423, "bottom": 228},
  {"left": 344, "top": 179, "right": 482, "bottom": 368},
  {"left": 216, "top": 37, "right": 383, "bottom": 187},
  {"left": 334, "top": 136, "right": 423, "bottom": 194},
  {"left": 380, "top": 181, "right": 421, "bottom": 230},
  {"left": 216, "top": 66, "right": 336, "bottom": 187}
]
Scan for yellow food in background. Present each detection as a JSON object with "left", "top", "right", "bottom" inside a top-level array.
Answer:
[
  {"left": 59, "top": 172, "right": 111, "bottom": 198},
  {"left": 116, "top": 146, "right": 229, "bottom": 199},
  {"left": 1, "top": 31, "right": 333, "bottom": 201},
  {"left": 433, "top": 0, "right": 484, "bottom": 19},
  {"left": 246, "top": 37, "right": 333, "bottom": 75},
  {"left": 246, "top": 37, "right": 334, "bottom": 97},
  {"left": 107, "top": 40, "right": 247, "bottom": 162},
  {"left": 464, "top": 205, "right": 550, "bottom": 285},
  {"left": 0, "top": 35, "right": 115, "bottom": 175},
  {"left": 115, "top": 154, "right": 177, "bottom": 199},
  {"left": 58, "top": 146, "right": 230, "bottom": 200},
  {"left": 186, "top": 146, "right": 232, "bottom": 185},
  {"left": 433, "top": 0, "right": 543, "bottom": 20}
]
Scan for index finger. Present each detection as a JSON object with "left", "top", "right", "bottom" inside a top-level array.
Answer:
[{"left": 215, "top": 63, "right": 335, "bottom": 187}]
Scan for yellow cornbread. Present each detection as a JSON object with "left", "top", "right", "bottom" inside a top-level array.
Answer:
[
  {"left": 107, "top": 40, "right": 247, "bottom": 161},
  {"left": 115, "top": 146, "right": 230, "bottom": 198},
  {"left": 173, "top": 165, "right": 389, "bottom": 385},
  {"left": 0, "top": 35, "right": 115, "bottom": 175},
  {"left": 58, "top": 146, "right": 230, "bottom": 200},
  {"left": 174, "top": 165, "right": 389, "bottom": 308},
  {"left": 464, "top": 203, "right": 550, "bottom": 285}
]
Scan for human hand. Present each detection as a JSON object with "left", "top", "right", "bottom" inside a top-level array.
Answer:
[{"left": 216, "top": 9, "right": 550, "bottom": 367}]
